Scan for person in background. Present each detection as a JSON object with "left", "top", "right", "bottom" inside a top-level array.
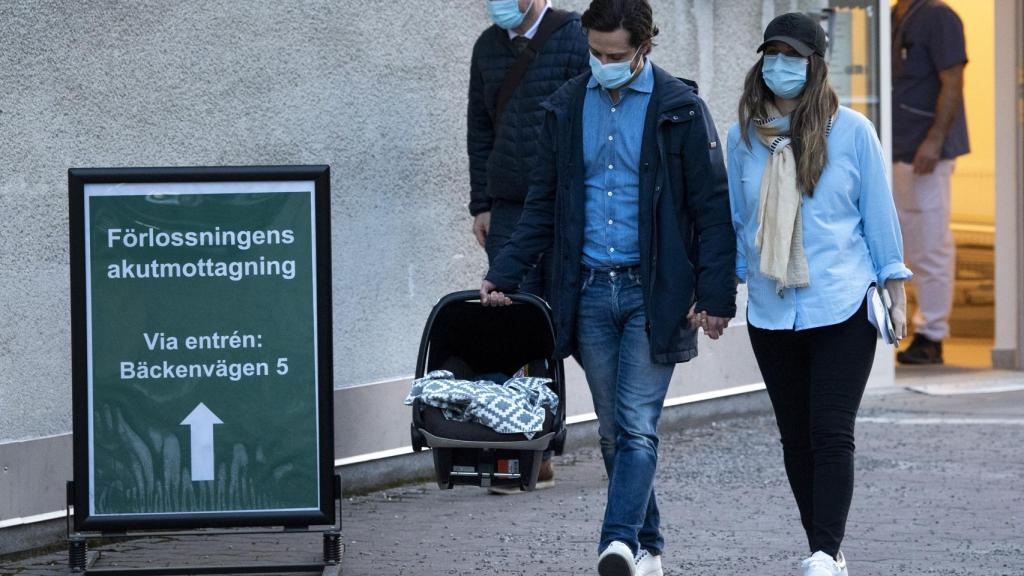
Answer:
[
  {"left": 467, "top": 0, "right": 590, "bottom": 493},
  {"left": 728, "top": 12, "right": 912, "bottom": 576},
  {"left": 481, "top": 0, "right": 736, "bottom": 573},
  {"left": 891, "top": 0, "right": 969, "bottom": 365}
]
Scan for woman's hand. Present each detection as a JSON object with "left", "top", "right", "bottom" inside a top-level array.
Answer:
[
  {"left": 480, "top": 279, "right": 512, "bottom": 307},
  {"left": 885, "top": 279, "right": 908, "bottom": 343}
]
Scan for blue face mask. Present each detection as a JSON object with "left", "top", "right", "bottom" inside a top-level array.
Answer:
[
  {"left": 589, "top": 46, "right": 642, "bottom": 90},
  {"left": 762, "top": 54, "right": 808, "bottom": 99},
  {"left": 487, "top": 0, "right": 529, "bottom": 30}
]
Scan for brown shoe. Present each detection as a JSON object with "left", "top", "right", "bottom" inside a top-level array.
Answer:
[{"left": 536, "top": 459, "right": 555, "bottom": 488}]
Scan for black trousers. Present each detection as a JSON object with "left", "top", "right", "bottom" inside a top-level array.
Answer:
[
  {"left": 484, "top": 199, "right": 549, "bottom": 297},
  {"left": 485, "top": 199, "right": 553, "bottom": 463},
  {"left": 747, "top": 301, "right": 877, "bottom": 557}
]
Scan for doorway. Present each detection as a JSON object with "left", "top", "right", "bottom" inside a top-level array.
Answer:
[{"left": 896, "top": 0, "right": 998, "bottom": 369}]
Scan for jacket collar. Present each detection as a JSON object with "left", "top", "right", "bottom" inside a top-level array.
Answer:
[
  {"left": 649, "top": 64, "right": 699, "bottom": 116},
  {"left": 493, "top": 8, "right": 579, "bottom": 50}
]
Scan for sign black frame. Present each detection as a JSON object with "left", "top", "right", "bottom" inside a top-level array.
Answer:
[{"left": 69, "top": 165, "right": 335, "bottom": 531}]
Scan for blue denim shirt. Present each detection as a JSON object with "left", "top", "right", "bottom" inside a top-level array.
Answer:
[
  {"left": 727, "top": 107, "right": 913, "bottom": 330},
  {"left": 581, "top": 58, "right": 654, "bottom": 268}
]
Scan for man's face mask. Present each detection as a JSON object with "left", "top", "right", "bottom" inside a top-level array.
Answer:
[
  {"left": 589, "top": 45, "right": 642, "bottom": 90},
  {"left": 487, "top": 0, "right": 530, "bottom": 30}
]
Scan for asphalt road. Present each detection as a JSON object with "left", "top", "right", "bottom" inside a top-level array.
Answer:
[{"left": 4, "top": 386, "right": 1023, "bottom": 575}]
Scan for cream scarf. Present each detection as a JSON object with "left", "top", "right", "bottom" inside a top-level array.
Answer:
[{"left": 754, "top": 108, "right": 810, "bottom": 294}]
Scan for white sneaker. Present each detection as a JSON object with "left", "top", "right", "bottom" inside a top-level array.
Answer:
[
  {"left": 598, "top": 541, "right": 636, "bottom": 576},
  {"left": 835, "top": 551, "right": 848, "bottom": 576},
  {"left": 801, "top": 550, "right": 848, "bottom": 576},
  {"left": 634, "top": 549, "right": 663, "bottom": 576}
]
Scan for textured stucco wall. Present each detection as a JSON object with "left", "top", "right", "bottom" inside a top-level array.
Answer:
[{"left": 0, "top": 0, "right": 825, "bottom": 443}]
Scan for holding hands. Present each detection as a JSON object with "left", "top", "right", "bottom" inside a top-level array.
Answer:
[{"left": 688, "top": 304, "right": 730, "bottom": 340}]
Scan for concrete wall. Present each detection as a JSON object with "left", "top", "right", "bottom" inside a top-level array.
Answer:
[
  {"left": 0, "top": 0, "right": 485, "bottom": 444},
  {"left": 0, "top": 0, "right": 838, "bottom": 441},
  {"left": 1, "top": 0, "right": 903, "bottom": 546}
]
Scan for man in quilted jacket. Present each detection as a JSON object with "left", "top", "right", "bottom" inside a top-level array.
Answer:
[{"left": 467, "top": 0, "right": 589, "bottom": 492}]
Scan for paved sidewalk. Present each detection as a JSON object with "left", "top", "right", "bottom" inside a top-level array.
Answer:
[{"left": 3, "top": 387, "right": 1023, "bottom": 575}]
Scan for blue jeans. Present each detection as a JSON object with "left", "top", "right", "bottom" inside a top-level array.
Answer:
[{"left": 576, "top": 267, "right": 675, "bottom": 556}]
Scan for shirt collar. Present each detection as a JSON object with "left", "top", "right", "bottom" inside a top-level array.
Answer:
[
  {"left": 587, "top": 57, "right": 655, "bottom": 93},
  {"left": 508, "top": 1, "right": 552, "bottom": 40}
]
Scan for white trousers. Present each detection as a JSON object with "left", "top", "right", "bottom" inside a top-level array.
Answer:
[{"left": 892, "top": 160, "right": 956, "bottom": 341}]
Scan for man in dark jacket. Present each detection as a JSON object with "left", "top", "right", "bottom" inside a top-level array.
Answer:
[
  {"left": 480, "top": 0, "right": 736, "bottom": 573},
  {"left": 468, "top": 0, "right": 589, "bottom": 495},
  {"left": 469, "top": 0, "right": 589, "bottom": 296}
]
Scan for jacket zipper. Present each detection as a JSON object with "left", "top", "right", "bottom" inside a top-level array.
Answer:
[
  {"left": 650, "top": 112, "right": 681, "bottom": 305},
  {"left": 651, "top": 107, "right": 695, "bottom": 314}
]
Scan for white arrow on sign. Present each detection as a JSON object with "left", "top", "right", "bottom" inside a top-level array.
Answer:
[{"left": 180, "top": 402, "right": 223, "bottom": 482}]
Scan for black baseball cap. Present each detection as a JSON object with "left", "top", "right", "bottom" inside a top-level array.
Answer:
[{"left": 757, "top": 12, "right": 828, "bottom": 57}]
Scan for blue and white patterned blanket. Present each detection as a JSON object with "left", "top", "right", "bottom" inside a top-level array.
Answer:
[{"left": 405, "top": 370, "right": 558, "bottom": 439}]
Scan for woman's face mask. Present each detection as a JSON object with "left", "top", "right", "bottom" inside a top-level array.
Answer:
[
  {"left": 487, "top": 0, "right": 530, "bottom": 30},
  {"left": 762, "top": 54, "right": 808, "bottom": 100}
]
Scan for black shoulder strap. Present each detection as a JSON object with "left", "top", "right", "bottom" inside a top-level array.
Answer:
[{"left": 493, "top": 9, "right": 571, "bottom": 128}]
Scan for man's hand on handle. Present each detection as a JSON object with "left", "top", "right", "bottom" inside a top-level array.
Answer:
[
  {"left": 473, "top": 212, "right": 491, "bottom": 248},
  {"left": 480, "top": 279, "right": 512, "bottom": 307},
  {"left": 687, "top": 304, "right": 730, "bottom": 340}
]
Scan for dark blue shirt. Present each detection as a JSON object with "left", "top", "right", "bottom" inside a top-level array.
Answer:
[
  {"left": 581, "top": 58, "right": 654, "bottom": 268},
  {"left": 892, "top": 0, "right": 970, "bottom": 163}
]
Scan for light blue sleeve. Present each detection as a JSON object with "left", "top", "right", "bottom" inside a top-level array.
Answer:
[
  {"left": 726, "top": 125, "right": 748, "bottom": 284},
  {"left": 855, "top": 116, "right": 913, "bottom": 285}
]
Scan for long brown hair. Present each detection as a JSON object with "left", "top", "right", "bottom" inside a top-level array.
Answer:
[{"left": 738, "top": 53, "right": 839, "bottom": 196}]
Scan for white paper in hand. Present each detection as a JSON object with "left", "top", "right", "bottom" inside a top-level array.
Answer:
[{"left": 866, "top": 286, "right": 895, "bottom": 345}]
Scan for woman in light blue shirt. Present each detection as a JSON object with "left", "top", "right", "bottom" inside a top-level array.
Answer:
[{"left": 728, "top": 13, "right": 911, "bottom": 576}]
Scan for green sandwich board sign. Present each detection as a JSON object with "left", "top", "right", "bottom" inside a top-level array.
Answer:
[{"left": 70, "top": 166, "right": 335, "bottom": 530}]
